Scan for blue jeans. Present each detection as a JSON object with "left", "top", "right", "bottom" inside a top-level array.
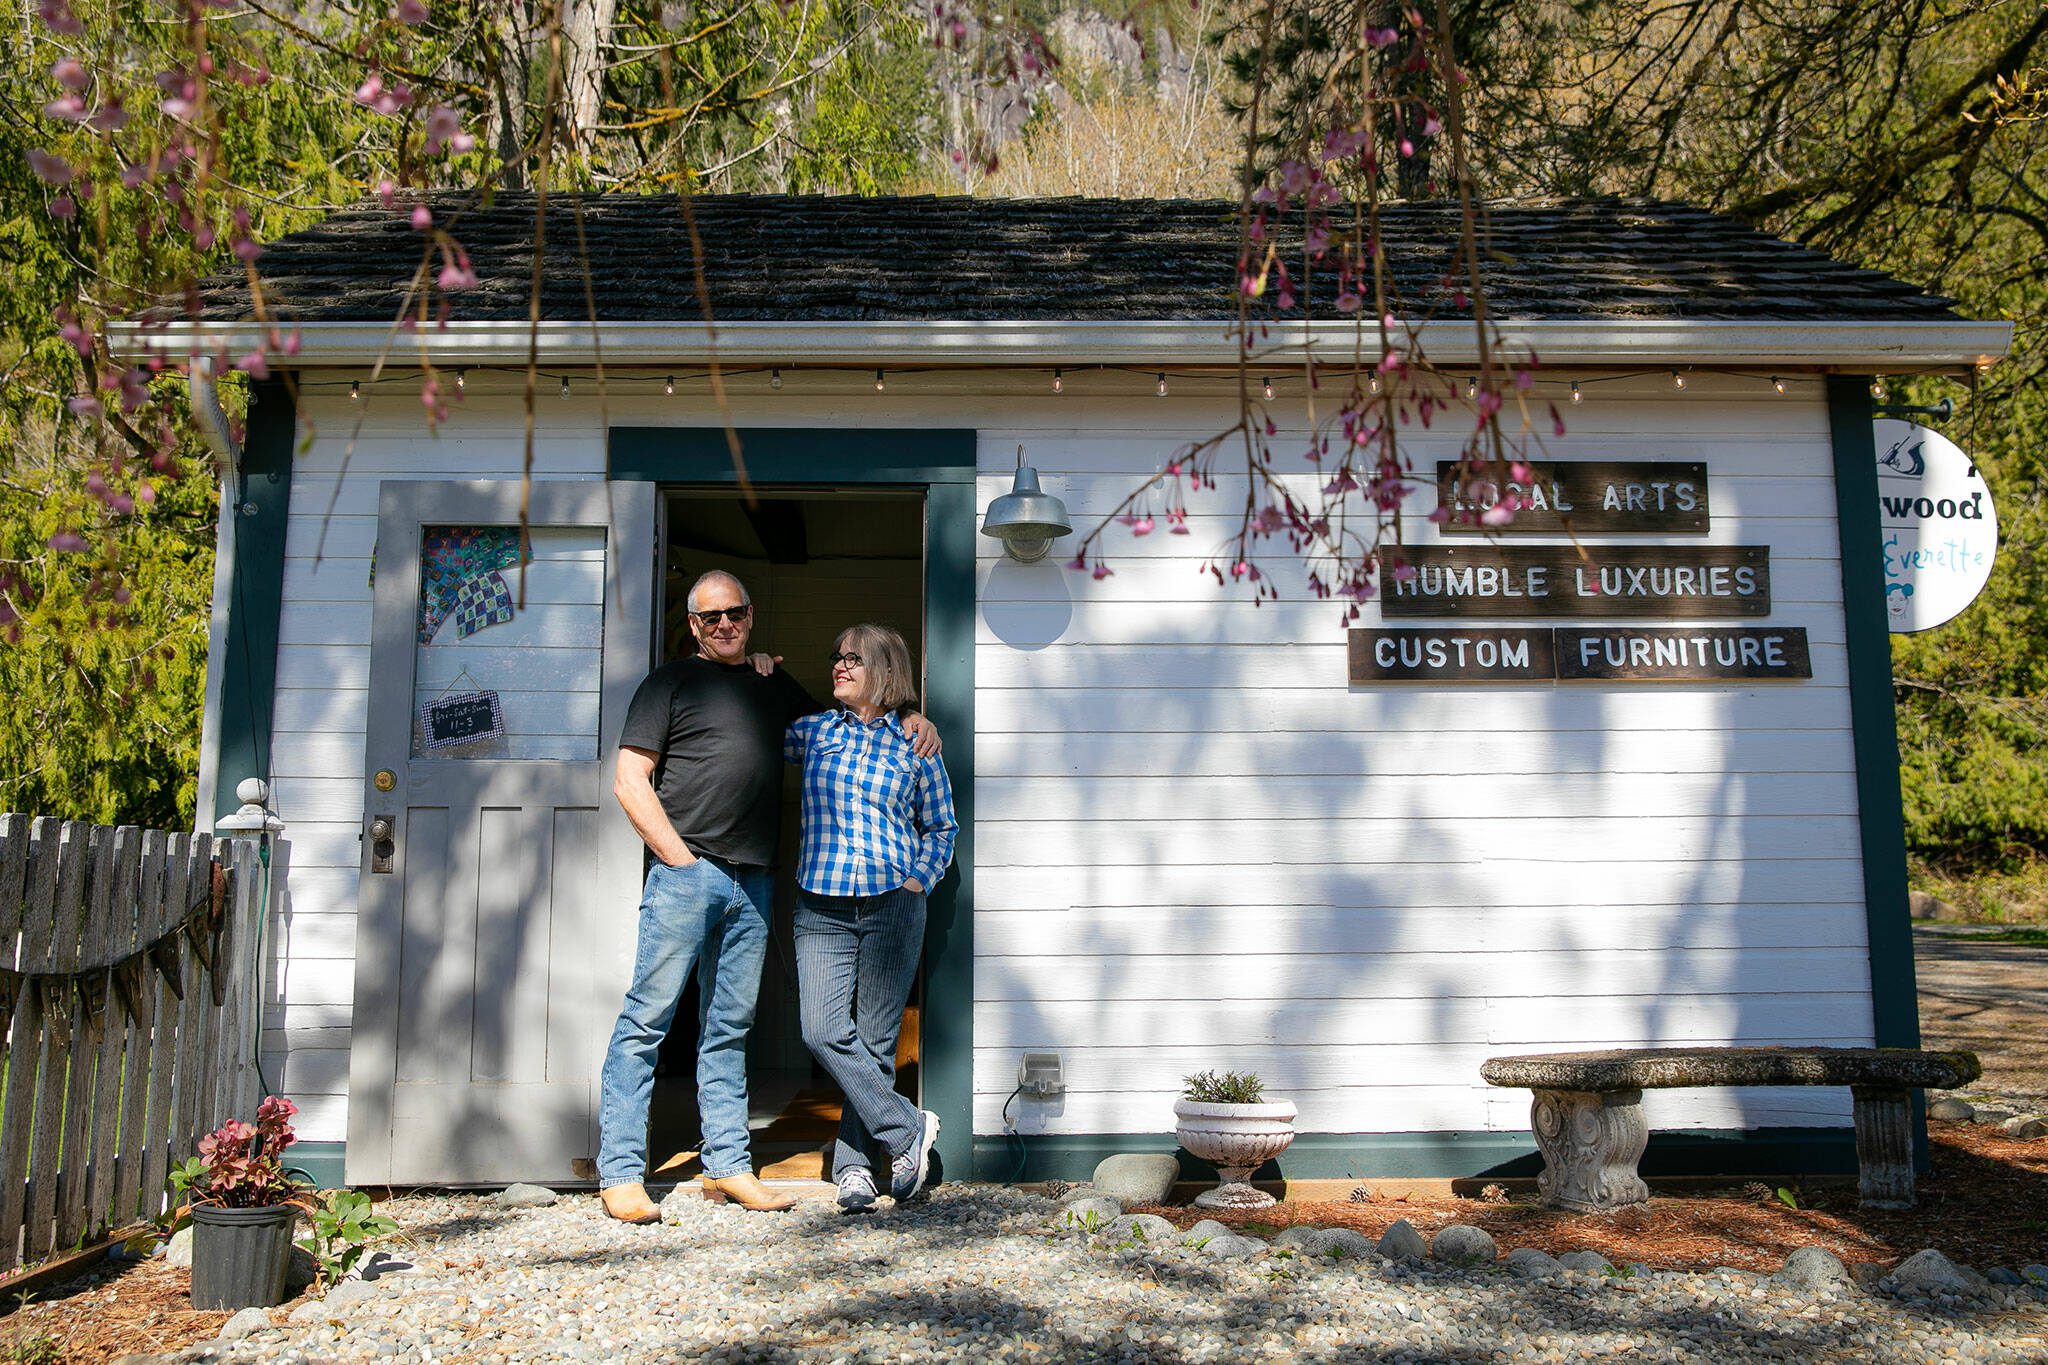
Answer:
[
  {"left": 794, "top": 886, "right": 926, "bottom": 1176},
  {"left": 597, "top": 856, "right": 771, "bottom": 1186}
]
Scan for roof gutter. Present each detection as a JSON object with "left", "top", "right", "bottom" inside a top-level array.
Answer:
[{"left": 110, "top": 317, "right": 2014, "bottom": 372}]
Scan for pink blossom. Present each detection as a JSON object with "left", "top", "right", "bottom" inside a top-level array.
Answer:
[
  {"left": 119, "top": 368, "right": 150, "bottom": 413},
  {"left": 235, "top": 349, "right": 269, "bottom": 378},
  {"left": 1365, "top": 25, "right": 1397, "bottom": 47},
  {"left": 162, "top": 97, "right": 194, "bottom": 121},
  {"left": 1426, "top": 504, "right": 1450, "bottom": 524},
  {"left": 107, "top": 492, "right": 132, "bottom": 514},
  {"left": 65, "top": 394, "right": 100, "bottom": 416},
  {"left": 1514, "top": 368, "right": 1535, "bottom": 390},
  {"left": 1132, "top": 516, "right": 1154, "bottom": 536},
  {"left": 1510, "top": 463, "right": 1533, "bottom": 484},
  {"left": 1390, "top": 562, "right": 1419, "bottom": 583},
  {"left": 425, "top": 105, "right": 473, "bottom": 155},
  {"left": 44, "top": 94, "right": 87, "bottom": 121},
  {"left": 1479, "top": 495, "right": 1521, "bottom": 527},
  {"left": 1304, "top": 224, "right": 1329, "bottom": 255},
  {"left": 88, "top": 101, "right": 127, "bottom": 132},
  {"left": 59, "top": 319, "right": 91, "bottom": 357},
  {"left": 397, "top": 0, "right": 428, "bottom": 21},
  {"left": 1553, "top": 413, "right": 1567, "bottom": 437},
  {"left": 136, "top": 482, "right": 156, "bottom": 505},
  {"left": 1275, "top": 289, "right": 1295, "bottom": 310},
  {"left": 1422, "top": 115, "right": 1442, "bottom": 136},
  {"left": 26, "top": 149, "right": 72, "bottom": 185},
  {"left": 1398, "top": 138, "right": 1415, "bottom": 158},
  {"left": 53, "top": 56, "right": 89, "bottom": 89},
  {"left": 411, "top": 202, "right": 433, "bottom": 230},
  {"left": 233, "top": 235, "right": 262, "bottom": 262},
  {"left": 1334, "top": 291, "right": 1362, "bottom": 313},
  {"left": 46, "top": 531, "right": 88, "bottom": 552},
  {"left": 1065, "top": 552, "right": 1088, "bottom": 571},
  {"left": 37, "top": 0, "right": 83, "bottom": 34},
  {"left": 1277, "top": 160, "right": 1310, "bottom": 194},
  {"left": 47, "top": 193, "right": 76, "bottom": 220},
  {"left": 1091, "top": 562, "right": 1113, "bottom": 580},
  {"left": 192, "top": 224, "right": 215, "bottom": 250}
]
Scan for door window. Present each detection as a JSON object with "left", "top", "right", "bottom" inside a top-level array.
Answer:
[{"left": 411, "top": 524, "right": 607, "bottom": 759}]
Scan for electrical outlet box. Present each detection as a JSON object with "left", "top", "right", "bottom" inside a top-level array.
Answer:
[{"left": 1018, "top": 1052, "right": 1064, "bottom": 1098}]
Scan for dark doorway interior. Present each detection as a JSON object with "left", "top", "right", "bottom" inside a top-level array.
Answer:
[{"left": 649, "top": 488, "right": 926, "bottom": 1181}]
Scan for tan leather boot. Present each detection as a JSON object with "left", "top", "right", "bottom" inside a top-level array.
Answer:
[
  {"left": 599, "top": 1182, "right": 661, "bottom": 1224},
  {"left": 701, "top": 1172, "right": 797, "bottom": 1211}
]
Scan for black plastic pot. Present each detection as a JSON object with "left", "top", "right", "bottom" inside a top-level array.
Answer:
[{"left": 189, "top": 1202, "right": 299, "bottom": 1310}]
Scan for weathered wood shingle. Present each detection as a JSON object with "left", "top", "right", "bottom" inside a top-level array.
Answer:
[{"left": 195, "top": 194, "right": 1961, "bottom": 324}]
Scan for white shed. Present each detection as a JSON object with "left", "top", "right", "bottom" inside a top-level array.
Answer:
[{"left": 128, "top": 194, "right": 2011, "bottom": 1190}]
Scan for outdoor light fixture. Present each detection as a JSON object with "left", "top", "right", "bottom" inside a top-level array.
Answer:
[
  {"left": 349, "top": 379, "right": 360, "bottom": 401},
  {"left": 1262, "top": 376, "right": 1274, "bottom": 400},
  {"left": 1672, "top": 370, "right": 1686, "bottom": 390},
  {"left": 875, "top": 368, "right": 886, "bottom": 392},
  {"left": 454, "top": 368, "right": 467, "bottom": 393},
  {"left": 559, "top": 376, "right": 571, "bottom": 399},
  {"left": 1156, "top": 372, "right": 1168, "bottom": 397},
  {"left": 980, "top": 448, "right": 1071, "bottom": 564},
  {"left": 1773, "top": 376, "right": 1786, "bottom": 395},
  {"left": 770, "top": 368, "right": 783, "bottom": 390},
  {"left": 664, "top": 375, "right": 675, "bottom": 396},
  {"left": 1570, "top": 380, "right": 1582, "bottom": 404},
  {"left": 1053, "top": 368, "right": 1063, "bottom": 394}
]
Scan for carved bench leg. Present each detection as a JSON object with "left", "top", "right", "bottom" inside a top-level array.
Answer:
[
  {"left": 1851, "top": 1084, "right": 1915, "bottom": 1209},
  {"left": 1530, "top": 1088, "right": 1649, "bottom": 1212}
]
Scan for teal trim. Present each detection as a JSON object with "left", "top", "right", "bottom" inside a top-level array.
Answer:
[
  {"left": 213, "top": 378, "right": 294, "bottom": 825},
  {"left": 1828, "top": 376, "right": 1927, "bottom": 1172},
  {"left": 608, "top": 426, "right": 977, "bottom": 1180},
  {"left": 288, "top": 1140, "right": 348, "bottom": 1191},
  {"left": 972, "top": 1128, "right": 1860, "bottom": 1183}
]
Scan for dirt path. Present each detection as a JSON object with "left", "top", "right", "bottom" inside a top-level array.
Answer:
[{"left": 1915, "top": 928, "right": 2048, "bottom": 1106}]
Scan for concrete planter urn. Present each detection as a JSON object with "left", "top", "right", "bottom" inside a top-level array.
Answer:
[{"left": 1173, "top": 1099, "right": 1297, "bottom": 1209}]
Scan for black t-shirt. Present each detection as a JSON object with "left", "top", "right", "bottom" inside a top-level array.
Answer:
[{"left": 617, "top": 656, "right": 821, "bottom": 866}]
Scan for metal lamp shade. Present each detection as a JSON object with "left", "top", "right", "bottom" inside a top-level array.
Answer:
[{"left": 980, "top": 466, "right": 1072, "bottom": 562}]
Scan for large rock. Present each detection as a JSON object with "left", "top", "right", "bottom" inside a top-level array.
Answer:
[
  {"left": 1101, "top": 1213, "right": 1176, "bottom": 1244},
  {"left": 1557, "top": 1250, "right": 1615, "bottom": 1274},
  {"left": 1376, "top": 1219, "right": 1426, "bottom": 1263},
  {"left": 1884, "top": 1248, "right": 1984, "bottom": 1295},
  {"left": 1926, "top": 1097, "right": 1975, "bottom": 1122},
  {"left": 324, "top": 1278, "right": 381, "bottom": 1309},
  {"left": 1431, "top": 1224, "right": 1498, "bottom": 1265},
  {"left": 493, "top": 1183, "right": 559, "bottom": 1209},
  {"left": 1770, "top": 1246, "right": 1858, "bottom": 1295},
  {"left": 1059, "top": 1196, "right": 1124, "bottom": 1231},
  {"left": 2021, "top": 1264, "right": 2048, "bottom": 1285},
  {"left": 219, "top": 1308, "right": 274, "bottom": 1341},
  {"left": 166, "top": 1226, "right": 193, "bottom": 1268},
  {"left": 2001, "top": 1115, "right": 2048, "bottom": 1139},
  {"left": 1090, "top": 1154, "right": 1178, "bottom": 1206},
  {"left": 1908, "top": 891, "right": 1949, "bottom": 920},
  {"left": 1199, "top": 1234, "right": 1266, "bottom": 1260},
  {"left": 1504, "top": 1247, "right": 1564, "bottom": 1279},
  {"left": 1183, "top": 1218, "right": 1231, "bottom": 1243}
]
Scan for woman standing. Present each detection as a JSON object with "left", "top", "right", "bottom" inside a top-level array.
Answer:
[{"left": 785, "top": 624, "right": 957, "bottom": 1211}]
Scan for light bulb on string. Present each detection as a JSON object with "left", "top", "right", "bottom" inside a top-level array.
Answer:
[
  {"left": 1671, "top": 370, "right": 1686, "bottom": 391},
  {"left": 559, "top": 376, "right": 571, "bottom": 400},
  {"left": 349, "top": 379, "right": 361, "bottom": 402},
  {"left": 454, "top": 369, "right": 467, "bottom": 393},
  {"left": 1368, "top": 374, "right": 1381, "bottom": 396},
  {"left": 1570, "top": 380, "right": 1582, "bottom": 404},
  {"left": 1870, "top": 379, "right": 1886, "bottom": 400},
  {"left": 1156, "top": 372, "right": 1168, "bottom": 397},
  {"left": 874, "top": 369, "right": 886, "bottom": 393},
  {"left": 1466, "top": 375, "right": 1477, "bottom": 400},
  {"left": 1053, "top": 368, "right": 1063, "bottom": 394},
  {"left": 1262, "top": 376, "right": 1274, "bottom": 401},
  {"left": 664, "top": 375, "right": 675, "bottom": 397},
  {"left": 1772, "top": 376, "right": 1786, "bottom": 396},
  {"left": 770, "top": 368, "right": 783, "bottom": 391}
]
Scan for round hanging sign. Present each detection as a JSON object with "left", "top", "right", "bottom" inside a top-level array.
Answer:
[{"left": 1874, "top": 419, "right": 1998, "bottom": 633}]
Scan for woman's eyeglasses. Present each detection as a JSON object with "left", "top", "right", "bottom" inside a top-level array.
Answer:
[
  {"left": 829, "top": 651, "right": 864, "bottom": 668},
  {"left": 692, "top": 605, "right": 752, "bottom": 626}
]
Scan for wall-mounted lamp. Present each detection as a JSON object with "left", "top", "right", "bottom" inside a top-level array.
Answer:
[{"left": 980, "top": 451, "right": 1071, "bottom": 564}]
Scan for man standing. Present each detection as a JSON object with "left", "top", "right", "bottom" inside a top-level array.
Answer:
[{"left": 596, "top": 570, "right": 935, "bottom": 1221}]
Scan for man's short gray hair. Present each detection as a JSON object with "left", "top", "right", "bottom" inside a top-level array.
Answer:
[{"left": 686, "top": 570, "right": 751, "bottom": 614}]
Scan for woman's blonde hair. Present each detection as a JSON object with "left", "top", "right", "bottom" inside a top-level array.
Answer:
[{"left": 836, "top": 623, "right": 919, "bottom": 712}]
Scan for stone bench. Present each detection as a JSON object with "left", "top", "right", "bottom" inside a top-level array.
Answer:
[{"left": 1480, "top": 1047, "right": 1981, "bottom": 1212}]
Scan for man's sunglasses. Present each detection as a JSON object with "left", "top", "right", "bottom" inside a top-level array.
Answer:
[{"left": 692, "top": 605, "right": 752, "bottom": 626}]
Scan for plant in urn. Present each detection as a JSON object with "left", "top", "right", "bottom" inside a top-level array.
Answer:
[{"left": 1174, "top": 1070, "right": 1296, "bottom": 1210}]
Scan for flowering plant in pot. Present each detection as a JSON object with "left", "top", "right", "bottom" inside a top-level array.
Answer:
[
  {"left": 170, "top": 1095, "right": 311, "bottom": 1310},
  {"left": 1173, "top": 1070, "right": 1297, "bottom": 1210}
]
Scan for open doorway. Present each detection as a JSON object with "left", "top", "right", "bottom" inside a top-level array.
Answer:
[{"left": 649, "top": 487, "right": 927, "bottom": 1181}]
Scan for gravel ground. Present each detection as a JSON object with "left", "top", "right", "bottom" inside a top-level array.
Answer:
[{"left": 162, "top": 1185, "right": 2048, "bottom": 1365}]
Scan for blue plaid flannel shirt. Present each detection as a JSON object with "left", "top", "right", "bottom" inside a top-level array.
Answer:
[{"left": 785, "top": 708, "right": 958, "bottom": 896}]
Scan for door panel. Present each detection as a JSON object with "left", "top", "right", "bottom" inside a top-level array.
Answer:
[{"left": 348, "top": 480, "right": 653, "bottom": 1184}]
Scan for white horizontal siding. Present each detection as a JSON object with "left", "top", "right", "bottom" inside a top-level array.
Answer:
[{"left": 252, "top": 379, "right": 1876, "bottom": 1149}]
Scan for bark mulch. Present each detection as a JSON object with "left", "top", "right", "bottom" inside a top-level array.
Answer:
[{"left": 4, "top": 1121, "right": 2044, "bottom": 1365}]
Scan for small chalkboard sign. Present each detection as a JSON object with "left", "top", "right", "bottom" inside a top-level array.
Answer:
[{"left": 421, "top": 690, "right": 505, "bottom": 751}]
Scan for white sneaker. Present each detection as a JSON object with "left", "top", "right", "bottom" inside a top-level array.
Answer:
[
  {"left": 889, "top": 1110, "right": 942, "bottom": 1203},
  {"left": 835, "top": 1165, "right": 876, "bottom": 1213}
]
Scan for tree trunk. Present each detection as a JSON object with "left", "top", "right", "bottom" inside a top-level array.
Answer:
[{"left": 562, "top": 0, "right": 621, "bottom": 145}]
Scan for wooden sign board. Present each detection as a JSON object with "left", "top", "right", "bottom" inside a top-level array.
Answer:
[
  {"left": 1435, "top": 460, "right": 1710, "bottom": 533},
  {"left": 1381, "top": 544, "right": 1770, "bottom": 618},
  {"left": 1348, "top": 628, "right": 1556, "bottom": 682},
  {"left": 421, "top": 690, "right": 505, "bottom": 751},
  {"left": 1350, "top": 627, "right": 1813, "bottom": 683}
]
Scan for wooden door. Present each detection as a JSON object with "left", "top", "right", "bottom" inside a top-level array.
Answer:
[{"left": 346, "top": 480, "right": 653, "bottom": 1184}]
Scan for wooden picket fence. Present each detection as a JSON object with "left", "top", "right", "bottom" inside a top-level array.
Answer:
[{"left": 0, "top": 815, "right": 283, "bottom": 1271}]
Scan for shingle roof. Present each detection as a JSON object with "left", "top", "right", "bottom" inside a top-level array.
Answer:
[{"left": 193, "top": 194, "right": 1962, "bottom": 325}]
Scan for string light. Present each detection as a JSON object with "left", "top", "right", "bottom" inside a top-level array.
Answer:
[
  {"left": 1053, "top": 368, "right": 1063, "bottom": 394},
  {"left": 1156, "top": 372, "right": 1168, "bottom": 397},
  {"left": 1870, "top": 379, "right": 1886, "bottom": 400},
  {"left": 454, "top": 368, "right": 466, "bottom": 393},
  {"left": 1262, "top": 376, "right": 1274, "bottom": 401},
  {"left": 559, "top": 375, "right": 571, "bottom": 400},
  {"left": 1772, "top": 376, "right": 1785, "bottom": 395},
  {"left": 1570, "top": 380, "right": 1581, "bottom": 404},
  {"left": 1368, "top": 374, "right": 1380, "bottom": 395},
  {"left": 664, "top": 375, "right": 675, "bottom": 396},
  {"left": 874, "top": 368, "right": 886, "bottom": 392},
  {"left": 348, "top": 379, "right": 360, "bottom": 401},
  {"left": 770, "top": 368, "right": 783, "bottom": 390},
  {"left": 1466, "top": 375, "right": 1477, "bottom": 399},
  {"left": 1671, "top": 370, "right": 1686, "bottom": 391}
]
